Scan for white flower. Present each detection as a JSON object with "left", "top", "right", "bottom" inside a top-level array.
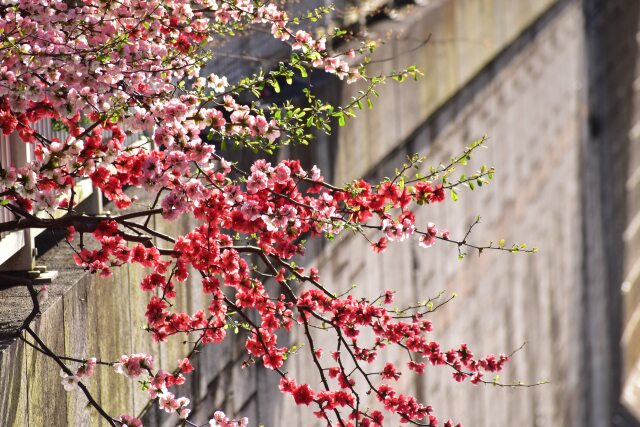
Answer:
[
  {"left": 67, "top": 138, "right": 84, "bottom": 156},
  {"left": 113, "top": 362, "right": 124, "bottom": 375},
  {"left": 60, "top": 370, "right": 79, "bottom": 391},
  {"left": 193, "top": 77, "right": 206, "bottom": 89},
  {"left": 34, "top": 190, "right": 58, "bottom": 213},
  {"left": 207, "top": 74, "right": 228, "bottom": 93}
]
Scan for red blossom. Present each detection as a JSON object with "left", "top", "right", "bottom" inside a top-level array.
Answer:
[
  {"left": 292, "top": 384, "right": 315, "bottom": 406},
  {"left": 0, "top": 1, "right": 516, "bottom": 423}
]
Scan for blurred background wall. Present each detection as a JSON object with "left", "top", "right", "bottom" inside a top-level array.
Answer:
[
  {"left": 3, "top": 1, "right": 640, "bottom": 426},
  {"left": 279, "top": 0, "right": 640, "bottom": 426}
]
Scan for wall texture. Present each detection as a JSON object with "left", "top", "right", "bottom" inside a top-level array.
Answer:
[
  {"left": 287, "top": 2, "right": 587, "bottom": 426},
  {"left": 3, "top": 0, "right": 640, "bottom": 426}
]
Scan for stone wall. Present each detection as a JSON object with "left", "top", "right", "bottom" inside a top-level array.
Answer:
[
  {"left": 285, "top": 2, "right": 590, "bottom": 426},
  {"left": 4, "top": 0, "right": 640, "bottom": 426},
  {"left": 0, "top": 190, "right": 291, "bottom": 426},
  {"left": 332, "top": 0, "right": 559, "bottom": 183}
]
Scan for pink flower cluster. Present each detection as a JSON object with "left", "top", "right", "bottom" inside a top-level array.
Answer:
[
  {"left": 158, "top": 391, "right": 191, "bottom": 419},
  {"left": 118, "top": 415, "right": 143, "bottom": 427},
  {"left": 59, "top": 357, "right": 96, "bottom": 392},
  {"left": 209, "top": 411, "right": 249, "bottom": 427},
  {"left": 114, "top": 353, "right": 154, "bottom": 378},
  {"left": 0, "top": 0, "right": 361, "bottom": 217},
  {"left": 113, "top": 357, "right": 197, "bottom": 422}
]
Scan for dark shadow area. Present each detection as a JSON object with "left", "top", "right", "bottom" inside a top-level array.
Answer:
[{"left": 582, "top": 0, "right": 640, "bottom": 425}]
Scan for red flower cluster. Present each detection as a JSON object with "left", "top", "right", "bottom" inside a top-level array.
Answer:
[
  {"left": 0, "top": 0, "right": 516, "bottom": 423},
  {"left": 55, "top": 152, "right": 506, "bottom": 425}
]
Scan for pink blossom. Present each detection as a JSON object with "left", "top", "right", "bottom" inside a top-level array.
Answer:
[
  {"left": 76, "top": 357, "right": 97, "bottom": 379},
  {"left": 241, "top": 201, "right": 262, "bottom": 221},
  {"left": 119, "top": 415, "right": 143, "bottom": 427},
  {"left": 114, "top": 353, "right": 154, "bottom": 378},
  {"left": 272, "top": 163, "right": 291, "bottom": 184},
  {"left": 246, "top": 170, "right": 268, "bottom": 194},
  {"left": 419, "top": 222, "right": 439, "bottom": 248}
]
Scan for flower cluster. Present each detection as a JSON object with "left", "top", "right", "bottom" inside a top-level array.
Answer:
[
  {"left": 0, "top": 0, "right": 362, "bottom": 217},
  {"left": 209, "top": 411, "right": 249, "bottom": 427},
  {"left": 112, "top": 354, "right": 247, "bottom": 426},
  {"left": 59, "top": 357, "right": 96, "bottom": 391},
  {"left": 113, "top": 353, "right": 154, "bottom": 378},
  {"left": 118, "top": 415, "right": 144, "bottom": 427},
  {"left": 1, "top": 0, "right": 518, "bottom": 425},
  {"left": 55, "top": 153, "right": 493, "bottom": 425}
]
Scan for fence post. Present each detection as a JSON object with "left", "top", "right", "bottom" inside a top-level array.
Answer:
[{"left": 0, "top": 132, "right": 36, "bottom": 272}]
